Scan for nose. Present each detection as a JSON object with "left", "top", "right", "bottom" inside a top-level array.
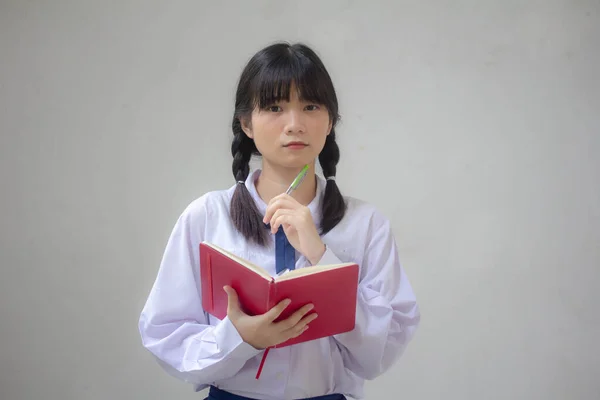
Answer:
[{"left": 284, "top": 109, "right": 305, "bottom": 134}]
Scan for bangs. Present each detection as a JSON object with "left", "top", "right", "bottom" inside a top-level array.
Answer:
[{"left": 250, "top": 52, "right": 337, "bottom": 112}]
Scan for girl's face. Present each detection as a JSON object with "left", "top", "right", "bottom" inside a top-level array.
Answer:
[{"left": 241, "top": 85, "right": 332, "bottom": 170}]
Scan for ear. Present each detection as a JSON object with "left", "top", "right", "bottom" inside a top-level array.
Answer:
[
  {"left": 240, "top": 116, "right": 254, "bottom": 139},
  {"left": 326, "top": 119, "right": 333, "bottom": 136}
]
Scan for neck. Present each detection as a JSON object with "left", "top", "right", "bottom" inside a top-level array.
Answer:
[{"left": 255, "top": 160, "right": 317, "bottom": 206}]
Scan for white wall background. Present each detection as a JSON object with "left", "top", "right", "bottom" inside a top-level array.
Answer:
[{"left": 1, "top": 1, "right": 599, "bottom": 399}]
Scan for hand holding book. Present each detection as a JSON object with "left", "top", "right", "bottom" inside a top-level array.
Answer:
[{"left": 223, "top": 285, "right": 318, "bottom": 350}]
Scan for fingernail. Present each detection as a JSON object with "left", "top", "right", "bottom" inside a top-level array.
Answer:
[{"left": 285, "top": 299, "right": 292, "bottom": 305}]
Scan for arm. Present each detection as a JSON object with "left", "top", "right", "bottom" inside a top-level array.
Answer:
[
  {"left": 318, "top": 214, "right": 420, "bottom": 380},
  {"left": 138, "top": 199, "right": 261, "bottom": 385}
]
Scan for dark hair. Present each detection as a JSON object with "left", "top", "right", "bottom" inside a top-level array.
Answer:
[{"left": 230, "top": 42, "right": 347, "bottom": 246}]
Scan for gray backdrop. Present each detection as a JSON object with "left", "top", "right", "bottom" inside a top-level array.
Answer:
[{"left": 1, "top": 1, "right": 598, "bottom": 399}]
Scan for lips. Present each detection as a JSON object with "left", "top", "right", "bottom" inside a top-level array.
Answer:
[{"left": 284, "top": 141, "right": 308, "bottom": 147}]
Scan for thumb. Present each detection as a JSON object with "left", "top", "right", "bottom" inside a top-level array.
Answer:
[{"left": 223, "top": 286, "right": 242, "bottom": 318}]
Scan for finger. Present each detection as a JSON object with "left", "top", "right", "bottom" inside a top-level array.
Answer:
[
  {"left": 269, "top": 210, "right": 296, "bottom": 233},
  {"left": 282, "top": 312, "right": 318, "bottom": 340},
  {"left": 223, "top": 286, "right": 242, "bottom": 318},
  {"left": 276, "top": 303, "right": 315, "bottom": 331},
  {"left": 269, "top": 208, "right": 294, "bottom": 223},
  {"left": 289, "top": 325, "right": 310, "bottom": 339},
  {"left": 263, "top": 196, "right": 300, "bottom": 224},
  {"left": 271, "top": 214, "right": 290, "bottom": 234},
  {"left": 263, "top": 197, "right": 290, "bottom": 223},
  {"left": 267, "top": 193, "right": 297, "bottom": 208},
  {"left": 263, "top": 298, "right": 292, "bottom": 322}
]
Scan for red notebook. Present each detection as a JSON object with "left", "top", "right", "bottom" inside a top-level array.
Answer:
[{"left": 199, "top": 241, "right": 359, "bottom": 377}]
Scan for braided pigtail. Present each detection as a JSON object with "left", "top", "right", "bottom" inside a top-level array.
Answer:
[
  {"left": 230, "top": 118, "right": 268, "bottom": 246},
  {"left": 318, "top": 130, "right": 347, "bottom": 234}
]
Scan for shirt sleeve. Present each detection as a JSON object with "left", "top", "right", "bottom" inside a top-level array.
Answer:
[
  {"left": 317, "top": 212, "right": 421, "bottom": 381},
  {"left": 138, "top": 199, "right": 262, "bottom": 386}
]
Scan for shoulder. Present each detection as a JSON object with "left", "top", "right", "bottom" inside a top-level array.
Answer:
[
  {"left": 177, "top": 185, "right": 236, "bottom": 226},
  {"left": 342, "top": 194, "right": 392, "bottom": 231}
]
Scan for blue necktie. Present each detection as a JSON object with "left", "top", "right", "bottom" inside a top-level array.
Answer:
[
  {"left": 274, "top": 226, "right": 295, "bottom": 274},
  {"left": 256, "top": 224, "right": 296, "bottom": 379}
]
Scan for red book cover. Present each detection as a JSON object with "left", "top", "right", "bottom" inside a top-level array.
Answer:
[{"left": 199, "top": 242, "right": 359, "bottom": 348}]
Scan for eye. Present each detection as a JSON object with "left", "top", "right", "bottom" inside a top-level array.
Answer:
[
  {"left": 266, "top": 105, "right": 282, "bottom": 112},
  {"left": 305, "top": 104, "right": 320, "bottom": 111}
]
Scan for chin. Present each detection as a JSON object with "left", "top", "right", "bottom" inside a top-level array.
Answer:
[
  {"left": 285, "top": 160, "right": 312, "bottom": 169},
  {"left": 277, "top": 156, "right": 314, "bottom": 169}
]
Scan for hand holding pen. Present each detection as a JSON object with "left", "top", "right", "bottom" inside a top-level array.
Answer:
[{"left": 262, "top": 164, "right": 326, "bottom": 265}]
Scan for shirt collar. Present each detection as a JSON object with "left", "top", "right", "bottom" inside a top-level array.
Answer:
[{"left": 244, "top": 168, "right": 325, "bottom": 228}]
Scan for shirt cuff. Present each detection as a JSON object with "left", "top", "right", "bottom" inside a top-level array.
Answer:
[
  {"left": 213, "top": 315, "right": 263, "bottom": 360},
  {"left": 315, "top": 245, "right": 343, "bottom": 266}
]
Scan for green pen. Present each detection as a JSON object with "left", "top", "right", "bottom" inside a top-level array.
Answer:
[{"left": 285, "top": 164, "right": 310, "bottom": 195}]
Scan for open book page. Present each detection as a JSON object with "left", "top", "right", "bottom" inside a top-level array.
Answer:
[
  {"left": 275, "top": 262, "right": 355, "bottom": 282},
  {"left": 201, "top": 241, "right": 272, "bottom": 280}
]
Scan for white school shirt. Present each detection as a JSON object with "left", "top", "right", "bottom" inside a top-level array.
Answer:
[{"left": 138, "top": 169, "right": 420, "bottom": 400}]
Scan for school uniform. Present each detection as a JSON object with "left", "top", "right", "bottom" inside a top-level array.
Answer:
[{"left": 138, "top": 169, "right": 420, "bottom": 400}]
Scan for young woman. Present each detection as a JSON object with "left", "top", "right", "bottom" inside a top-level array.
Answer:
[{"left": 138, "top": 42, "right": 420, "bottom": 400}]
